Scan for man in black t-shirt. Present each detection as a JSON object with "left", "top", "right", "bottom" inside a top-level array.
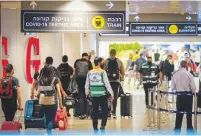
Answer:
[
  {"left": 74, "top": 53, "right": 93, "bottom": 119},
  {"left": 57, "top": 55, "right": 73, "bottom": 116}
]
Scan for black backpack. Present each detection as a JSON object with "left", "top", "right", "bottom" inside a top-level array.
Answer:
[
  {"left": 75, "top": 61, "right": 89, "bottom": 78},
  {"left": 154, "top": 53, "right": 160, "bottom": 62},
  {"left": 107, "top": 58, "right": 120, "bottom": 80}
]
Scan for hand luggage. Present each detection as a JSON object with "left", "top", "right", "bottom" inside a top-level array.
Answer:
[
  {"left": 74, "top": 98, "right": 91, "bottom": 117},
  {"left": 63, "top": 96, "right": 77, "bottom": 109},
  {"left": 24, "top": 100, "right": 45, "bottom": 129},
  {"left": 120, "top": 93, "right": 133, "bottom": 118},
  {"left": 55, "top": 108, "right": 68, "bottom": 130},
  {"left": 1, "top": 112, "right": 22, "bottom": 132}
]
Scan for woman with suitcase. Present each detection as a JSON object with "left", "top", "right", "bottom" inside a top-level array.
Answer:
[{"left": 37, "top": 66, "right": 64, "bottom": 134}]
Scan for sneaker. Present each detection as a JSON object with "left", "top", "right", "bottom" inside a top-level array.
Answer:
[
  {"left": 67, "top": 113, "right": 71, "bottom": 117},
  {"left": 113, "top": 114, "right": 117, "bottom": 119},
  {"left": 100, "top": 126, "right": 105, "bottom": 130},
  {"left": 79, "top": 115, "right": 86, "bottom": 119}
]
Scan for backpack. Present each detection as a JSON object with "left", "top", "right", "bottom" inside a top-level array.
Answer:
[
  {"left": 136, "top": 58, "right": 145, "bottom": 72},
  {"left": 75, "top": 61, "right": 89, "bottom": 78},
  {"left": 58, "top": 64, "right": 71, "bottom": 78},
  {"left": 107, "top": 58, "right": 120, "bottom": 80},
  {"left": 0, "top": 77, "right": 13, "bottom": 99},
  {"left": 154, "top": 53, "right": 160, "bottom": 62},
  {"left": 39, "top": 77, "right": 56, "bottom": 105}
]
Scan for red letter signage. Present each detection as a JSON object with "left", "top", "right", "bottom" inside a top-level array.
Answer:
[
  {"left": 25, "top": 37, "right": 41, "bottom": 84},
  {"left": 2, "top": 37, "right": 9, "bottom": 77}
]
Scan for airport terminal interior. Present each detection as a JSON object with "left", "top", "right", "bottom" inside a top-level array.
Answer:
[{"left": 0, "top": 0, "right": 201, "bottom": 135}]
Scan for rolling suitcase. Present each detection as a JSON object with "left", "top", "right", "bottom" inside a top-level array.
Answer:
[
  {"left": 74, "top": 98, "right": 91, "bottom": 117},
  {"left": 1, "top": 112, "right": 23, "bottom": 132},
  {"left": 120, "top": 93, "right": 133, "bottom": 118},
  {"left": 24, "top": 100, "right": 45, "bottom": 129}
]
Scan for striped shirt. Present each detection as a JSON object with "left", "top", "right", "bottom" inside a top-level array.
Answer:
[{"left": 171, "top": 68, "right": 196, "bottom": 93}]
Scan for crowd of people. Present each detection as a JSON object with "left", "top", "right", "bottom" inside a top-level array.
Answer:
[{"left": 0, "top": 46, "right": 200, "bottom": 134}]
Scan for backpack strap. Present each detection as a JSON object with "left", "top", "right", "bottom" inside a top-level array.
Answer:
[{"left": 51, "top": 77, "right": 56, "bottom": 86}]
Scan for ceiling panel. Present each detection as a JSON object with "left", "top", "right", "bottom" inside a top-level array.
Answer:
[{"left": 128, "top": 1, "right": 201, "bottom": 14}]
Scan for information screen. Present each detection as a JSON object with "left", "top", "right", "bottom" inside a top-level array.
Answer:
[
  {"left": 21, "top": 10, "right": 125, "bottom": 32},
  {"left": 130, "top": 23, "right": 197, "bottom": 36}
]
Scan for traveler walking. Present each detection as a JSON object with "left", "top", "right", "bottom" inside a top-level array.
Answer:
[
  {"left": 126, "top": 54, "right": 133, "bottom": 84},
  {"left": 74, "top": 53, "right": 93, "bottom": 119},
  {"left": 30, "top": 71, "right": 40, "bottom": 100},
  {"left": 171, "top": 60, "right": 196, "bottom": 133},
  {"left": 85, "top": 57, "right": 114, "bottom": 131},
  {"left": 57, "top": 55, "right": 73, "bottom": 117},
  {"left": 38, "top": 66, "right": 64, "bottom": 134},
  {"left": 154, "top": 50, "right": 160, "bottom": 65},
  {"left": 135, "top": 53, "right": 146, "bottom": 88},
  {"left": 39, "top": 57, "right": 67, "bottom": 97},
  {"left": 139, "top": 56, "right": 161, "bottom": 107},
  {"left": 103, "top": 49, "right": 125, "bottom": 118},
  {"left": 0, "top": 64, "right": 23, "bottom": 121},
  {"left": 160, "top": 55, "right": 174, "bottom": 82}
]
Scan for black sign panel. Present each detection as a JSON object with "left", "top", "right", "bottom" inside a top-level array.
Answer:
[
  {"left": 198, "top": 24, "right": 201, "bottom": 35},
  {"left": 21, "top": 10, "right": 125, "bottom": 32},
  {"left": 130, "top": 23, "right": 197, "bottom": 36}
]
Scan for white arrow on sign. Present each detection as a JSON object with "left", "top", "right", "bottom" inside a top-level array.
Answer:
[
  {"left": 106, "top": 1, "right": 114, "bottom": 9},
  {"left": 134, "top": 16, "right": 140, "bottom": 22},
  {"left": 30, "top": 0, "right": 37, "bottom": 9},
  {"left": 186, "top": 15, "right": 192, "bottom": 21}
]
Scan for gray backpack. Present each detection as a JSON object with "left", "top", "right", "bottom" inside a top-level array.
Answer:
[{"left": 75, "top": 61, "right": 89, "bottom": 78}]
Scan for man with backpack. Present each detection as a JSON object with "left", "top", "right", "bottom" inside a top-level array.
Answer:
[
  {"left": 135, "top": 53, "right": 146, "bottom": 89},
  {"left": 0, "top": 64, "right": 23, "bottom": 121},
  {"left": 103, "top": 49, "right": 125, "bottom": 119},
  {"left": 57, "top": 55, "right": 74, "bottom": 117},
  {"left": 74, "top": 53, "right": 93, "bottom": 119},
  {"left": 154, "top": 50, "right": 160, "bottom": 65}
]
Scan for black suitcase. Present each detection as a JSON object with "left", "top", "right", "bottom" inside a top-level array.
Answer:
[
  {"left": 24, "top": 100, "right": 45, "bottom": 129},
  {"left": 120, "top": 93, "right": 133, "bottom": 118},
  {"left": 74, "top": 98, "right": 91, "bottom": 117}
]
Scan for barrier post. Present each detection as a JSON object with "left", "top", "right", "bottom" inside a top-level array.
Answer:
[
  {"left": 157, "top": 88, "right": 161, "bottom": 129},
  {"left": 194, "top": 93, "right": 197, "bottom": 131},
  {"left": 147, "top": 88, "right": 151, "bottom": 127}
]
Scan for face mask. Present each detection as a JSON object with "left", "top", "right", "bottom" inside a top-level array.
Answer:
[{"left": 147, "top": 62, "right": 152, "bottom": 65}]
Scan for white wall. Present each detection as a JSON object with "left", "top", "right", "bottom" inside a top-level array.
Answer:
[{"left": 0, "top": 9, "right": 97, "bottom": 114}]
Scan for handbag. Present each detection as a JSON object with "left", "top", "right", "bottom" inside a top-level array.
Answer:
[
  {"left": 68, "top": 76, "right": 78, "bottom": 95},
  {"left": 39, "top": 95, "right": 55, "bottom": 105}
]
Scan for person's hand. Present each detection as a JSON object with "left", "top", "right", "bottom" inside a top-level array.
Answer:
[
  {"left": 110, "top": 96, "right": 114, "bottom": 102},
  {"left": 30, "top": 94, "right": 34, "bottom": 100},
  {"left": 59, "top": 104, "right": 64, "bottom": 109},
  {"left": 18, "top": 106, "right": 23, "bottom": 111},
  {"left": 62, "top": 91, "right": 67, "bottom": 98}
]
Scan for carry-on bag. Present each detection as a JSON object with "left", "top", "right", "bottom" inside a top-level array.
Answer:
[
  {"left": 55, "top": 108, "right": 68, "bottom": 130},
  {"left": 24, "top": 100, "right": 45, "bottom": 129},
  {"left": 120, "top": 93, "right": 133, "bottom": 117},
  {"left": 1, "top": 111, "right": 23, "bottom": 132}
]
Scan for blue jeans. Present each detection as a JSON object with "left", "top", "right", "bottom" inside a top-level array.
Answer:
[{"left": 42, "top": 104, "right": 57, "bottom": 132}]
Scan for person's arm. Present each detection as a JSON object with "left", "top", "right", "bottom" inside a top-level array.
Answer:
[
  {"left": 30, "top": 81, "right": 35, "bottom": 100},
  {"left": 88, "top": 61, "right": 93, "bottom": 70},
  {"left": 120, "top": 60, "right": 125, "bottom": 81},
  {"left": 103, "top": 71, "right": 114, "bottom": 101},
  {"left": 58, "top": 79, "right": 67, "bottom": 97},
  {"left": 85, "top": 73, "right": 90, "bottom": 96},
  {"left": 189, "top": 75, "right": 196, "bottom": 93},
  {"left": 17, "top": 87, "right": 22, "bottom": 110},
  {"left": 56, "top": 82, "right": 64, "bottom": 109},
  {"left": 171, "top": 76, "right": 176, "bottom": 91}
]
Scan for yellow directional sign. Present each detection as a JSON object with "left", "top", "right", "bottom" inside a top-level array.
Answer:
[
  {"left": 92, "top": 15, "right": 105, "bottom": 29},
  {"left": 169, "top": 24, "right": 178, "bottom": 34}
]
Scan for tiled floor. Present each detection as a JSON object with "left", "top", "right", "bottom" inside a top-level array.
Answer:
[{"left": 1, "top": 77, "right": 201, "bottom": 135}]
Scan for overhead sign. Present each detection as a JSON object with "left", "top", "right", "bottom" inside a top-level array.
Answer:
[
  {"left": 130, "top": 23, "right": 197, "bottom": 36},
  {"left": 21, "top": 11, "right": 125, "bottom": 32},
  {"left": 129, "top": 14, "right": 198, "bottom": 22},
  {"left": 198, "top": 24, "right": 201, "bottom": 35}
]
